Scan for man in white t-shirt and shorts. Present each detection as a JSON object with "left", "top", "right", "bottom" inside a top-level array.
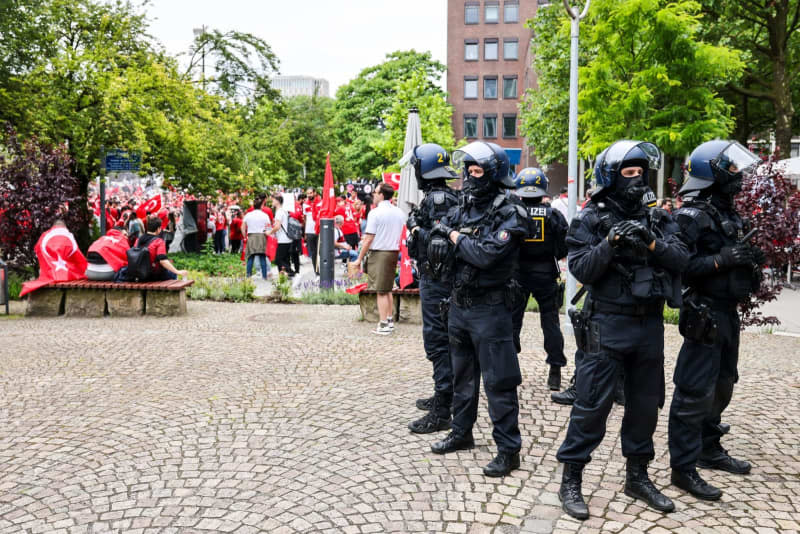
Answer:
[
  {"left": 242, "top": 197, "right": 270, "bottom": 279},
  {"left": 355, "top": 183, "right": 406, "bottom": 335}
]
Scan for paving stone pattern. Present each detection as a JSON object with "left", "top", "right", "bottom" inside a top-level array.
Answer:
[{"left": 1, "top": 302, "right": 799, "bottom": 534}]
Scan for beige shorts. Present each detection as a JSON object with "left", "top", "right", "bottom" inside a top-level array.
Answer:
[{"left": 367, "top": 250, "right": 398, "bottom": 293}]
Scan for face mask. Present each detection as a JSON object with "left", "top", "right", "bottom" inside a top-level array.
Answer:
[
  {"left": 613, "top": 173, "right": 648, "bottom": 211},
  {"left": 462, "top": 174, "right": 494, "bottom": 199}
]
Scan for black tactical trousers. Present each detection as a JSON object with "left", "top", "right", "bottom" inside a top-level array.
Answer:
[
  {"left": 511, "top": 272, "right": 566, "bottom": 366},
  {"left": 557, "top": 312, "right": 665, "bottom": 465},
  {"left": 419, "top": 276, "right": 453, "bottom": 411},
  {"left": 668, "top": 306, "right": 740, "bottom": 471},
  {"left": 449, "top": 299, "right": 522, "bottom": 453}
]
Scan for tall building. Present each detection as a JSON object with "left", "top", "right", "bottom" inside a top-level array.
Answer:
[
  {"left": 447, "top": 1, "right": 562, "bottom": 182},
  {"left": 271, "top": 76, "right": 330, "bottom": 98}
]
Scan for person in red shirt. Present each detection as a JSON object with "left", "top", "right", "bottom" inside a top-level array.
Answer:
[
  {"left": 335, "top": 196, "right": 360, "bottom": 249},
  {"left": 136, "top": 216, "right": 187, "bottom": 281},
  {"left": 213, "top": 208, "right": 227, "bottom": 254},
  {"left": 229, "top": 209, "right": 243, "bottom": 254},
  {"left": 289, "top": 195, "right": 305, "bottom": 274}
]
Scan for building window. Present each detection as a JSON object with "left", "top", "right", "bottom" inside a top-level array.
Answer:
[
  {"left": 792, "top": 142, "right": 800, "bottom": 158},
  {"left": 465, "top": 3, "right": 479, "bottom": 24},
  {"left": 483, "top": 115, "right": 497, "bottom": 138},
  {"left": 503, "top": 39, "right": 519, "bottom": 60},
  {"left": 504, "top": 1, "right": 519, "bottom": 23},
  {"left": 484, "top": 39, "right": 498, "bottom": 61},
  {"left": 464, "top": 77, "right": 478, "bottom": 99},
  {"left": 484, "top": 77, "right": 498, "bottom": 99},
  {"left": 464, "top": 115, "right": 478, "bottom": 138},
  {"left": 485, "top": 2, "right": 499, "bottom": 23},
  {"left": 464, "top": 40, "right": 478, "bottom": 61},
  {"left": 503, "top": 114, "right": 517, "bottom": 138},
  {"left": 503, "top": 76, "right": 518, "bottom": 99}
]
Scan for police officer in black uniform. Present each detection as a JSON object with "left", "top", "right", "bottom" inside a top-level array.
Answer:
[
  {"left": 427, "top": 141, "right": 531, "bottom": 477},
  {"left": 556, "top": 140, "right": 689, "bottom": 519},
  {"left": 511, "top": 167, "right": 569, "bottom": 390},
  {"left": 668, "top": 140, "right": 765, "bottom": 501},
  {"left": 405, "top": 143, "right": 460, "bottom": 434}
]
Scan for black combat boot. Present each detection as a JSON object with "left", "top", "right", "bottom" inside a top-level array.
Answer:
[
  {"left": 431, "top": 431, "right": 475, "bottom": 454},
  {"left": 483, "top": 451, "right": 520, "bottom": 477},
  {"left": 624, "top": 459, "right": 675, "bottom": 512},
  {"left": 697, "top": 444, "right": 751, "bottom": 474},
  {"left": 552, "top": 376, "right": 577, "bottom": 405},
  {"left": 548, "top": 365, "right": 561, "bottom": 391},
  {"left": 671, "top": 468, "right": 722, "bottom": 500},
  {"left": 409, "top": 395, "right": 451, "bottom": 434},
  {"left": 559, "top": 463, "right": 589, "bottom": 520},
  {"left": 717, "top": 423, "right": 731, "bottom": 435},
  {"left": 415, "top": 395, "right": 435, "bottom": 411}
]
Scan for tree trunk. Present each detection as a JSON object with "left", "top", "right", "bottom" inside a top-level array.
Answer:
[{"left": 772, "top": 2, "right": 795, "bottom": 158}]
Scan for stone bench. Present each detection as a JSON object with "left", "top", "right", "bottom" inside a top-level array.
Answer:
[
  {"left": 359, "top": 288, "right": 421, "bottom": 324},
  {"left": 26, "top": 279, "right": 194, "bottom": 317}
]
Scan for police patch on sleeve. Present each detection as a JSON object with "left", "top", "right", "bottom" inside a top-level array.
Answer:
[{"left": 498, "top": 230, "right": 510, "bottom": 241}]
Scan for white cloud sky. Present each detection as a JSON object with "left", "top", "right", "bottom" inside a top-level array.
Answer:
[{"left": 145, "top": 0, "right": 448, "bottom": 96}]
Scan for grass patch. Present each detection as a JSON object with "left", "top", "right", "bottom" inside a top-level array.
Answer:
[
  {"left": 171, "top": 247, "right": 245, "bottom": 278},
  {"left": 186, "top": 271, "right": 255, "bottom": 302},
  {"left": 299, "top": 289, "right": 359, "bottom": 305}
]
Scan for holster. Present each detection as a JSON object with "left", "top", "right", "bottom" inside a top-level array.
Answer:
[
  {"left": 504, "top": 279, "right": 522, "bottom": 311},
  {"left": 569, "top": 308, "right": 588, "bottom": 351},
  {"left": 679, "top": 298, "right": 718, "bottom": 345},
  {"left": 439, "top": 297, "right": 450, "bottom": 324}
]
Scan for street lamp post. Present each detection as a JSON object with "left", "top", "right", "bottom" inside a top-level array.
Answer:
[{"left": 563, "top": 0, "right": 590, "bottom": 320}]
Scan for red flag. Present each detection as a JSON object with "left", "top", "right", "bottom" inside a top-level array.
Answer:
[
  {"left": 382, "top": 172, "right": 402, "bottom": 191},
  {"left": 136, "top": 194, "right": 162, "bottom": 220},
  {"left": 320, "top": 153, "right": 336, "bottom": 218},
  {"left": 345, "top": 282, "right": 368, "bottom": 295},
  {"left": 398, "top": 227, "right": 414, "bottom": 289},
  {"left": 88, "top": 228, "right": 129, "bottom": 271},
  {"left": 20, "top": 226, "right": 88, "bottom": 297}
]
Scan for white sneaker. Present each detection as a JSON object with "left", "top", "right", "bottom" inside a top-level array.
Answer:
[
  {"left": 386, "top": 320, "right": 395, "bottom": 331},
  {"left": 372, "top": 322, "right": 393, "bottom": 335}
]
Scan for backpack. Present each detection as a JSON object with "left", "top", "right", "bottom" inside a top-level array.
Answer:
[
  {"left": 286, "top": 217, "right": 304, "bottom": 241},
  {"left": 126, "top": 240, "right": 152, "bottom": 281}
]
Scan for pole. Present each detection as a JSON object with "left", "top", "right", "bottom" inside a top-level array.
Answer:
[
  {"left": 563, "top": 0, "right": 590, "bottom": 320},
  {"left": 318, "top": 219, "right": 335, "bottom": 288},
  {"left": 99, "top": 146, "right": 106, "bottom": 236}
]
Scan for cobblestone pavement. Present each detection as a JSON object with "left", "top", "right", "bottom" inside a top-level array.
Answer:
[{"left": 1, "top": 302, "right": 799, "bottom": 534}]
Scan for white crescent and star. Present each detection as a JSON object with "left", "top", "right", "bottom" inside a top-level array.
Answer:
[{"left": 40, "top": 227, "right": 79, "bottom": 264}]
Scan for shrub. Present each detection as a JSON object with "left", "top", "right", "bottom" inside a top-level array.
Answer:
[
  {"left": 273, "top": 272, "right": 292, "bottom": 302},
  {"left": 300, "top": 290, "right": 359, "bottom": 305},
  {"left": 186, "top": 271, "right": 255, "bottom": 302}
]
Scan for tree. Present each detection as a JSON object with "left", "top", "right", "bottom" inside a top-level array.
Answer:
[
  {"left": 375, "top": 70, "right": 456, "bottom": 169},
  {"left": 698, "top": 0, "right": 800, "bottom": 158},
  {"left": 0, "top": 126, "right": 85, "bottom": 271},
  {"left": 579, "top": 0, "right": 744, "bottom": 159},
  {"left": 333, "top": 50, "right": 448, "bottom": 178}
]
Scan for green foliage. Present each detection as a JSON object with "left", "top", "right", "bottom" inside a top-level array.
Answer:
[
  {"left": 375, "top": 71, "right": 456, "bottom": 169},
  {"left": 300, "top": 290, "right": 360, "bottom": 305},
  {"left": 170, "top": 250, "right": 245, "bottom": 278},
  {"left": 273, "top": 271, "right": 292, "bottom": 302},
  {"left": 6, "top": 269, "right": 30, "bottom": 301},
  {"left": 663, "top": 306, "right": 680, "bottom": 325},
  {"left": 333, "top": 50, "right": 450, "bottom": 178},
  {"left": 186, "top": 271, "right": 255, "bottom": 302},
  {"left": 579, "top": 0, "right": 744, "bottom": 158}
]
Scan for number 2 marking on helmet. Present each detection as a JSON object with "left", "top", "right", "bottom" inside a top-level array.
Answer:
[{"left": 437, "top": 153, "right": 444, "bottom": 163}]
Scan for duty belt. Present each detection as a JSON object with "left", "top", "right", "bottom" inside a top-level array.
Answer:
[
  {"left": 588, "top": 299, "right": 664, "bottom": 317},
  {"left": 452, "top": 287, "right": 505, "bottom": 308}
]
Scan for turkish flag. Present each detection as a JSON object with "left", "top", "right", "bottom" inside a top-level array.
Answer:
[
  {"left": 345, "top": 282, "right": 368, "bottom": 295},
  {"left": 320, "top": 153, "right": 336, "bottom": 219},
  {"left": 398, "top": 227, "right": 414, "bottom": 289},
  {"left": 20, "top": 226, "right": 88, "bottom": 297},
  {"left": 136, "top": 194, "right": 162, "bottom": 220},
  {"left": 383, "top": 172, "right": 402, "bottom": 191},
  {"left": 88, "top": 228, "right": 129, "bottom": 271}
]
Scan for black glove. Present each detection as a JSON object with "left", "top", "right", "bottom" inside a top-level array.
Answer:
[
  {"left": 407, "top": 213, "right": 422, "bottom": 233},
  {"left": 430, "top": 222, "right": 454, "bottom": 239},
  {"left": 406, "top": 231, "right": 418, "bottom": 259},
  {"left": 715, "top": 244, "right": 753, "bottom": 268},
  {"left": 427, "top": 235, "right": 452, "bottom": 274},
  {"left": 607, "top": 221, "right": 639, "bottom": 248},
  {"left": 630, "top": 221, "right": 656, "bottom": 248}
]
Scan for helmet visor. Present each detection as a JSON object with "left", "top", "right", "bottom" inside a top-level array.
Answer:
[
  {"left": 452, "top": 142, "right": 498, "bottom": 172},
  {"left": 717, "top": 142, "right": 759, "bottom": 174},
  {"left": 605, "top": 141, "right": 662, "bottom": 171}
]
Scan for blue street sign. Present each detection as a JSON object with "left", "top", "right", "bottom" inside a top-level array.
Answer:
[
  {"left": 505, "top": 148, "right": 522, "bottom": 166},
  {"left": 105, "top": 149, "right": 141, "bottom": 172}
]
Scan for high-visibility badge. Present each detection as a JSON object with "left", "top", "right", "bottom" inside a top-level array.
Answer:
[{"left": 498, "top": 230, "right": 510, "bottom": 241}]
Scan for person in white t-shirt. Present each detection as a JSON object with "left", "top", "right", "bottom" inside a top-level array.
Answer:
[
  {"left": 354, "top": 183, "right": 406, "bottom": 335},
  {"left": 268, "top": 193, "right": 295, "bottom": 277},
  {"left": 242, "top": 197, "right": 270, "bottom": 279}
]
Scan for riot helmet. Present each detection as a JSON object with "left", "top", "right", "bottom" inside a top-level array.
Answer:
[
  {"left": 593, "top": 140, "right": 661, "bottom": 212},
  {"left": 514, "top": 167, "right": 548, "bottom": 199},
  {"left": 680, "top": 140, "right": 759, "bottom": 197},
  {"left": 452, "top": 141, "right": 515, "bottom": 189},
  {"left": 409, "top": 143, "right": 458, "bottom": 190}
]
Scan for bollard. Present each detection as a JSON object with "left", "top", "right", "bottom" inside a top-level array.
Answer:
[
  {"left": 319, "top": 218, "right": 335, "bottom": 289},
  {"left": 0, "top": 259, "right": 8, "bottom": 315}
]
